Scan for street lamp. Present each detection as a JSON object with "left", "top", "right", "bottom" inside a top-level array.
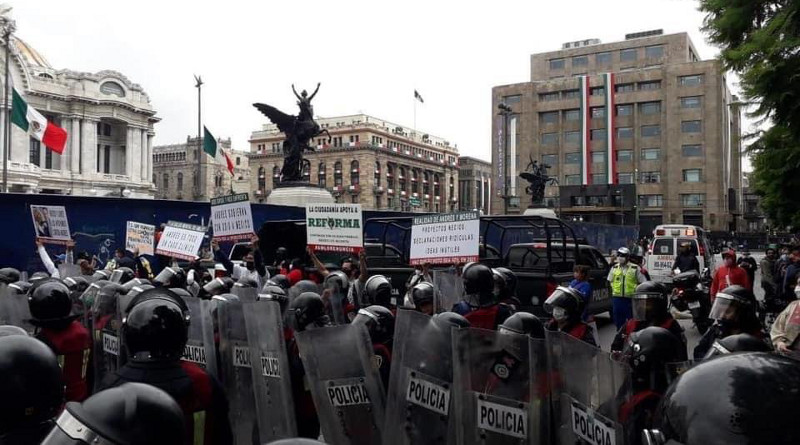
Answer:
[{"left": 497, "top": 103, "right": 513, "bottom": 214}]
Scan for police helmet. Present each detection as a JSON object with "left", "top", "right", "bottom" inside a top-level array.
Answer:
[
  {"left": 494, "top": 267, "right": 518, "bottom": 296},
  {"left": 63, "top": 276, "right": 91, "bottom": 295},
  {"left": 462, "top": 263, "right": 494, "bottom": 299},
  {"left": 267, "top": 274, "right": 290, "bottom": 291},
  {"left": 411, "top": 281, "right": 435, "bottom": 310},
  {"left": 323, "top": 270, "right": 350, "bottom": 293},
  {"left": 703, "top": 333, "right": 772, "bottom": 360},
  {"left": 202, "top": 276, "right": 235, "bottom": 297},
  {"left": 499, "top": 312, "right": 545, "bottom": 339},
  {"left": 236, "top": 275, "right": 259, "bottom": 289},
  {"left": 258, "top": 285, "right": 289, "bottom": 311},
  {"left": 0, "top": 267, "right": 20, "bottom": 284},
  {"left": 633, "top": 281, "right": 669, "bottom": 322},
  {"left": 91, "top": 270, "right": 112, "bottom": 281},
  {"left": 120, "top": 278, "right": 150, "bottom": 294},
  {"left": 30, "top": 271, "right": 51, "bottom": 282},
  {"left": 9, "top": 280, "right": 32, "bottom": 296},
  {"left": 623, "top": 326, "right": 685, "bottom": 393},
  {"left": 152, "top": 267, "right": 186, "bottom": 288},
  {"left": 432, "top": 311, "right": 471, "bottom": 329},
  {"left": 353, "top": 305, "right": 395, "bottom": 345},
  {"left": 28, "top": 280, "right": 76, "bottom": 327},
  {"left": 123, "top": 288, "right": 189, "bottom": 361},
  {"left": 109, "top": 267, "right": 135, "bottom": 285},
  {"left": 543, "top": 286, "right": 585, "bottom": 320},
  {"left": 708, "top": 285, "right": 756, "bottom": 323},
  {"left": 289, "top": 292, "right": 328, "bottom": 332},
  {"left": 364, "top": 275, "right": 393, "bottom": 308}
]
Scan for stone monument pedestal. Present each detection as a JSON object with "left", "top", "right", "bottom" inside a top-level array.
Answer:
[{"left": 267, "top": 182, "right": 335, "bottom": 206}]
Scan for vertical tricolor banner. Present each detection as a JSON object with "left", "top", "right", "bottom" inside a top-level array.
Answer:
[
  {"left": 579, "top": 76, "right": 591, "bottom": 185},
  {"left": 604, "top": 73, "right": 617, "bottom": 184}
]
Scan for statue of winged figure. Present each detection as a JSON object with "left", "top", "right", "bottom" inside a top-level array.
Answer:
[
  {"left": 519, "top": 154, "right": 558, "bottom": 207},
  {"left": 253, "top": 83, "right": 331, "bottom": 183}
]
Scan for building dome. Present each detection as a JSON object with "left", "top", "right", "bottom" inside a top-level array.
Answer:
[{"left": 13, "top": 36, "right": 51, "bottom": 69}]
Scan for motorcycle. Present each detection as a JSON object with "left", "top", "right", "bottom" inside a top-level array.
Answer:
[{"left": 670, "top": 269, "right": 712, "bottom": 334}]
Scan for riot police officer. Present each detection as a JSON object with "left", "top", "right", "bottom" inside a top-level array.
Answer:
[
  {"left": 153, "top": 266, "right": 186, "bottom": 288},
  {"left": 432, "top": 310, "right": 471, "bottom": 328},
  {"left": 410, "top": 281, "right": 435, "bottom": 315},
  {"left": 620, "top": 326, "right": 685, "bottom": 445},
  {"left": 642, "top": 353, "right": 800, "bottom": 444},
  {"left": 102, "top": 287, "right": 233, "bottom": 445},
  {"left": 461, "top": 263, "right": 513, "bottom": 330},
  {"left": 201, "top": 277, "right": 235, "bottom": 298},
  {"left": 364, "top": 274, "right": 394, "bottom": 309},
  {"left": 0, "top": 267, "right": 20, "bottom": 284},
  {"left": 9, "top": 280, "right": 32, "bottom": 295},
  {"left": 109, "top": 267, "right": 135, "bottom": 285},
  {"left": 499, "top": 311, "right": 545, "bottom": 339},
  {"left": 28, "top": 279, "right": 91, "bottom": 402},
  {"left": 693, "top": 285, "right": 764, "bottom": 359},
  {"left": 0, "top": 334, "right": 64, "bottom": 444},
  {"left": 611, "top": 281, "right": 686, "bottom": 359},
  {"left": 41, "top": 383, "right": 185, "bottom": 445},
  {"left": 493, "top": 266, "right": 520, "bottom": 309},
  {"left": 353, "top": 305, "right": 394, "bottom": 387},
  {"left": 322, "top": 270, "right": 350, "bottom": 323},
  {"left": 544, "top": 286, "right": 596, "bottom": 345},
  {"left": 267, "top": 274, "right": 291, "bottom": 291},
  {"left": 703, "top": 332, "right": 771, "bottom": 360}
]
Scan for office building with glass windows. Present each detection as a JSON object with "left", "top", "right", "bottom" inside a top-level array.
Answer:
[{"left": 491, "top": 30, "right": 742, "bottom": 233}]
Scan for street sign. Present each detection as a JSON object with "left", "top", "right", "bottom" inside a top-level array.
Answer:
[{"left": 409, "top": 197, "right": 421, "bottom": 207}]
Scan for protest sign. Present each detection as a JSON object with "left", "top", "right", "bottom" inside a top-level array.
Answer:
[
  {"left": 305, "top": 204, "right": 363, "bottom": 254},
  {"left": 30, "top": 205, "right": 71, "bottom": 245},
  {"left": 125, "top": 221, "right": 155, "bottom": 255},
  {"left": 210, "top": 193, "right": 254, "bottom": 241},
  {"left": 409, "top": 211, "right": 479, "bottom": 265},
  {"left": 155, "top": 221, "right": 207, "bottom": 261}
]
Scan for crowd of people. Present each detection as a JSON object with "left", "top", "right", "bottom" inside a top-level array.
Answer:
[{"left": 0, "top": 237, "right": 797, "bottom": 444}]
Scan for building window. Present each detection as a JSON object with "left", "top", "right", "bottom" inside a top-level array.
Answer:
[
  {"left": 681, "top": 144, "right": 703, "bottom": 157},
  {"left": 590, "top": 106, "right": 605, "bottom": 119},
  {"left": 683, "top": 169, "right": 702, "bottom": 182},
  {"left": 349, "top": 135, "right": 359, "bottom": 144},
  {"left": 564, "top": 109, "right": 580, "bottom": 121},
  {"left": 258, "top": 167, "right": 266, "bottom": 190},
  {"left": 434, "top": 173, "right": 441, "bottom": 196},
  {"left": 590, "top": 86, "right": 605, "bottom": 96},
  {"left": 641, "top": 171, "right": 661, "bottom": 184},
  {"left": 562, "top": 89, "right": 580, "bottom": 100},
  {"left": 103, "top": 145, "right": 111, "bottom": 174},
  {"left": 236, "top": 157, "right": 241, "bottom": 166},
  {"left": 639, "top": 101, "right": 661, "bottom": 115},
  {"left": 679, "top": 74, "right": 703, "bottom": 86},
  {"left": 374, "top": 162, "right": 381, "bottom": 186},
  {"left": 423, "top": 172, "right": 430, "bottom": 195},
  {"left": 617, "top": 172, "right": 634, "bottom": 184},
  {"left": 542, "top": 154, "right": 558, "bottom": 167},
  {"left": 163, "top": 173, "right": 169, "bottom": 190},
  {"left": 540, "top": 111, "right": 559, "bottom": 124},
  {"left": 572, "top": 55, "right": 588, "bottom": 67},
  {"left": 617, "top": 127, "right": 634, "bottom": 139},
  {"left": 682, "top": 194, "right": 705, "bottom": 206},
  {"left": 591, "top": 174, "right": 605, "bottom": 185},
  {"left": 541, "top": 133, "right": 559, "bottom": 145},
  {"left": 176, "top": 172, "right": 183, "bottom": 192},
  {"left": 617, "top": 150, "right": 633, "bottom": 162},
  {"left": 680, "top": 96, "right": 702, "bottom": 108},
  {"left": 636, "top": 81, "right": 661, "bottom": 92},
  {"left": 616, "top": 83, "right": 635, "bottom": 93},
  {"left": 642, "top": 148, "right": 660, "bottom": 160},
  {"left": 272, "top": 166, "right": 279, "bottom": 186},
  {"left": 565, "top": 152, "right": 581, "bottom": 164},
  {"left": 302, "top": 163, "right": 310, "bottom": 181},
  {"left": 399, "top": 167, "right": 406, "bottom": 192},
  {"left": 333, "top": 136, "right": 343, "bottom": 147},
  {"left": 639, "top": 194, "right": 663, "bottom": 207},
  {"left": 539, "top": 92, "right": 560, "bottom": 102},
  {"left": 645, "top": 45, "right": 664, "bottom": 59},
  {"left": 350, "top": 160, "right": 359, "bottom": 185},
  {"left": 564, "top": 131, "right": 580, "bottom": 145},
  {"left": 318, "top": 162, "right": 327, "bottom": 187},
  {"left": 503, "top": 95, "right": 522, "bottom": 104},
  {"left": 565, "top": 174, "right": 581, "bottom": 185},
  {"left": 590, "top": 129, "right": 607, "bottom": 140},
  {"left": 681, "top": 120, "right": 702, "bottom": 133},
  {"left": 641, "top": 125, "right": 661, "bottom": 137},
  {"left": 334, "top": 161, "right": 343, "bottom": 186},
  {"left": 616, "top": 104, "right": 633, "bottom": 116},
  {"left": 592, "top": 151, "right": 606, "bottom": 164},
  {"left": 549, "top": 58, "right": 565, "bottom": 70},
  {"left": 571, "top": 196, "right": 586, "bottom": 206},
  {"left": 620, "top": 48, "right": 637, "bottom": 62},
  {"left": 596, "top": 52, "right": 612, "bottom": 65},
  {"left": 100, "top": 81, "right": 125, "bottom": 97}
]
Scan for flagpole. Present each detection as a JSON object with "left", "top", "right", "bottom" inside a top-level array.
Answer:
[
  {"left": 194, "top": 75, "right": 203, "bottom": 200},
  {"left": 413, "top": 92, "right": 417, "bottom": 139},
  {"left": 2, "top": 18, "right": 13, "bottom": 193}
]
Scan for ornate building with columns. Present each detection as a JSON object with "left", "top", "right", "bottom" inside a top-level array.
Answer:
[
  {"left": 458, "top": 156, "right": 492, "bottom": 214},
  {"left": 1, "top": 36, "right": 157, "bottom": 197},
  {"left": 247, "top": 114, "right": 460, "bottom": 212}
]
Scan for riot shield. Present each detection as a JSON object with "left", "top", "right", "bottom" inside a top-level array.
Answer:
[
  {"left": 180, "top": 295, "right": 219, "bottom": 379},
  {"left": 296, "top": 323, "right": 386, "bottom": 445},
  {"left": 0, "top": 283, "right": 32, "bottom": 333},
  {"left": 452, "top": 327, "right": 543, "bottom": 445},
  {"left": 383, "top": 309, "right": 461, "bottom": 445},
  {"left": 433, "top": 269, "right": 464, "bottom": 313},
  {"left": 547, "top": 331, "right": 632, "bottom": 445},
  {"left": 58, "top": 264, "right": 81, "bottom": 279},
  {"left": 91, "top": 287, "right": 122, "bottom": 392},
  {"left": 217, "top": 298, "right": 258, "bottom": 445},
  {"left": 244, "top": 300, "right": 297, "bottom": 442},
  {"left": 231, "top": 284, "right": 258, "bottom": 303}
]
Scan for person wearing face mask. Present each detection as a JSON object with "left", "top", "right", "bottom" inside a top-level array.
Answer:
[
  {"left": 671, "top": 242, "right": 699, "bottom": 274},
  {"left": 543, "top": 286, "right": 596, "bottom": 346},
  {"left": 710, "top": 249, "right": 750, "bottom": 303},
  {"left": 402, "top": 262, "right": 431, "bottom": 308},
  {"left": 307, "top": 248, "right": 369, "bottom": 307},
  {"left": 607, "top": 247, "right": 647, "bottom": 330},
  {"left": 770, "top": 276, "right": 800, "bottom": 356},
  {"left": 211, "top": 235, "right": 269, "bottom": 290},
  {"left": 737, "top": 248, "right": 758, "bottom": 290},
  {"left": 693, "top": 285, "right": 764, "bottom": 359}
]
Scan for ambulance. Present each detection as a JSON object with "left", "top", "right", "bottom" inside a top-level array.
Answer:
[{"left": 645, "top": 225, "right": 714, "bottom": 284}]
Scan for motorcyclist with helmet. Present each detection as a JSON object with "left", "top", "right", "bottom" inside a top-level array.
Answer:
[{"left": 543, "top": 286, "right": 596, "bottom": 346}]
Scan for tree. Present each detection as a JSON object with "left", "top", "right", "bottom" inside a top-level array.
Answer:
[{"left": 700, "top": 0, "right": 800, "bottom": 228}]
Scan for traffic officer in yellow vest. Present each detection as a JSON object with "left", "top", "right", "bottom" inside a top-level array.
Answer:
[{"left": 607, "top": 246, "right": 647, "bottom": 329}]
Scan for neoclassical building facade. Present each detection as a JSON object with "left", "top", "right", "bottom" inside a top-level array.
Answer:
[{"left": 1, "top": 36, "right": 158, "bottom": 197}]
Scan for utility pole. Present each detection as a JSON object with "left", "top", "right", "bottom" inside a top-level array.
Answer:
[
  {"left": 1, "top": 8, "right": 15, "bottom": 193},
  {"left": 194, "top": 75, "right": 203, "bottom": 200},
  {"left": 497, "top": 103, "right": 513, "bottom": 214}
]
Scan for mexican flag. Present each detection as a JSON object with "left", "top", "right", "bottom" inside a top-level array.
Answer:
[
  {"left": 203, "top": 126, "right": 234, "bottom": 175},
  {"left": 11, "top": 88, "right": 68, "bottom": 154}
]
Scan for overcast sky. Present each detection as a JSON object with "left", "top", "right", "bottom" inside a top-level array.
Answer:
[{"left": 12, "top": 0, "right": 749, "bottom": 168}]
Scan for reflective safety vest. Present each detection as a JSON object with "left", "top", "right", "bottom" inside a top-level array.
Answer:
[{"left": 610, "top": 264, "right": 639, "bottom": 298}]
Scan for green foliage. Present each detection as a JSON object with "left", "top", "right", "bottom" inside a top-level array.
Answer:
[{"left": 749, "top": 126, "right": 800, "bottom": 227}]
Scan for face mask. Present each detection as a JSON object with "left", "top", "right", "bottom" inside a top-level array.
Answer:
[
  {"left": 552, "top": 307, "right": 568, "bottom": 321},
  {"left": 618, "top": 257, "right": 628, "bottom": 266},
  {"left": 246, "top": 261, "right": 255, "bottom": 271},
  {"left": 795, "top": 286, "right": 800, "bottom": 298},
  {"left": 414, "top": 269, "right": 423, "bottom": 276},
  {"left": 781, "top": 254, "right": 789, "bottom": 261}
]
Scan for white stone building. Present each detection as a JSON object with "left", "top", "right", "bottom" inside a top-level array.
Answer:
[{"left": 1, "top": 35, "right": 158, "bottom": 197}]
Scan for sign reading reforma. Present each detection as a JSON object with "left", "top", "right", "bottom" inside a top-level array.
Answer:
[
  {"left": 30, "top": 205, "right": 71, "bottom": 245},
  {"left": 155, "top": 221, "right": 207, "bottom": 261},
  {"left": 306, "top": 204, "right": 363, "bottom": 254},
  {"left": 410, "top": 211, "right": 479, "bottom": 265},
  {"left": 210, "top": 193, "right": 254, "bottom": 241},
  {"left": 125, "top": 221, "right": 155, "bottom": 255}
]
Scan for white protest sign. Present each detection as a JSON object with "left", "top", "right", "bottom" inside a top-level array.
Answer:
[
  {"left": 210, "top": 193, "right": 254, "bottom": 241},
  {"left": 30, "top": 205, "right": 71, "bottom": 245},
  {"left": 125, "top": 221, "right": 155, "bottom": 255},
  {"left": 570, "top": 399, "right": 616, "bottom": 445},
  {"left": 410, "top": 211, "right": 479, "bottom": 265},
  {"left": 306, "top": 204, "right": 363, "bottom": 254},
  {"left": 155, "top": 221, "right": 206, "bottom": 261}
]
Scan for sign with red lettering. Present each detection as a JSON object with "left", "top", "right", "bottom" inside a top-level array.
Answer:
[
  {"left": 306, "top": 204, "right": 363, "bottom": 254},
  {"left": 30, "top": 205, "right": 71, "bottom": 245},
  {"left": 211, "top": 193, "right": 254, "bottom": 241}
]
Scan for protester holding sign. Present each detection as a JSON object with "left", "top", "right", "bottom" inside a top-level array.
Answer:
[
  {"left": 212, "top": 235, "right": 269, "bottom": 289},
  {"left": 35, "top": 239, "right": 74, "bottom": 279},
  {"left": 30, "top": 205, "right": 71, "bottom": 245}
]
